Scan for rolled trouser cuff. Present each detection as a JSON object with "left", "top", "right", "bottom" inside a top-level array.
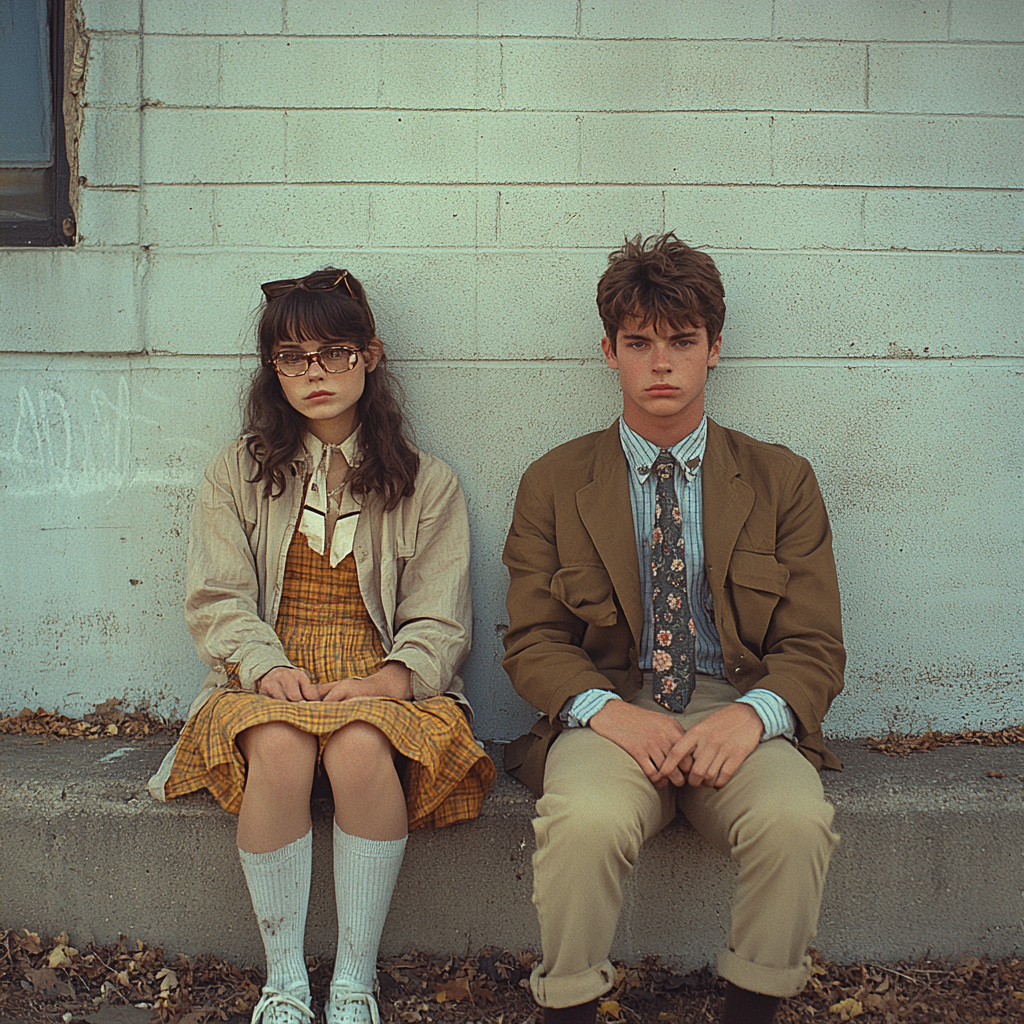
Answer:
[
  {"left": 717, "top": 947, "right": 813, "bottom": 1000},
  {"left": 530, "top": 960, "right": 616, "bottom": 1009}
]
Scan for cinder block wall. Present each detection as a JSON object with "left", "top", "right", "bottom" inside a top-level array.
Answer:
[{"left": 1, "top": 0, "right": 1021, "bottom": 742}]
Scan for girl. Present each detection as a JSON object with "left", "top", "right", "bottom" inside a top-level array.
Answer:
[{"left": 149, "top": 268, "right": 495, "bottom": 1024}]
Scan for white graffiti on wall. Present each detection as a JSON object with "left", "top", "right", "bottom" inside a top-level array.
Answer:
[{"left": 0, "top": 376, "right": 156, "bottom": 496}]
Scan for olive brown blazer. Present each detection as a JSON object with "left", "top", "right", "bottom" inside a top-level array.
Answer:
[{"left": 502, "top": 418, "right": 845, "bottom": 797}]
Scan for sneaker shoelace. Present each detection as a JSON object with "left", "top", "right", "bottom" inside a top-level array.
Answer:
[
  {"left": 326, "top": 979, "right": 380, "bottom": 1024},
  {"left": 251, "top": 986, "right": 315, "bottom": 1024}
]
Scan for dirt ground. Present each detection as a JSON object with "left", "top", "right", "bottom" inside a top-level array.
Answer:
[{"left": 1, "top": 929, "right": 1022, "bottom": 1024}]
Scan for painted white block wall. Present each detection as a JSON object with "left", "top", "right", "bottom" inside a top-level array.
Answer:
[{"left": 1, "top": 0, "right": 1021, "bottom": 744}]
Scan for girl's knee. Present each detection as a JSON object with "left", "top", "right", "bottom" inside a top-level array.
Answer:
[
  {"left": 239, "top": 721, "right": 318, "bottom": 770},
  {"left": 323, "top": 721, "right": 395, "bottom": 775}
]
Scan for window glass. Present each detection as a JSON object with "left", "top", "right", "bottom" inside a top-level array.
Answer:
[{"left": 1, "top": 0, "right": 54, "bottom": 167}]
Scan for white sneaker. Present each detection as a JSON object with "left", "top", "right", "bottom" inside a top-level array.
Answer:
[
  {"left": 251, "top": 985, "right": 315, "bottom": 1024},
  {"left": 325, "top": 979, "right": 380, "bottom": 1024}
]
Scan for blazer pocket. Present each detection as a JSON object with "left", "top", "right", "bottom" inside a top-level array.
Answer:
[
  {"left": 727, "top": 551, "right": 789, "bottom": 651},
  {"left": 729, "top": 550, "right": 789, "bottom": 596},
  {"left": 550, "top": 565, "right": 619, "bottom": 628}
]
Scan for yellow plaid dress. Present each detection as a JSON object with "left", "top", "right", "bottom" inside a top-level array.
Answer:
[{"left": 163, "top": 528, "right": 495, "bottom": 829}]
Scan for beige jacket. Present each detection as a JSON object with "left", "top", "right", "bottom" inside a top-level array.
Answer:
[{"left": 148, "top": 437, "right": 473, "bottom": 801}]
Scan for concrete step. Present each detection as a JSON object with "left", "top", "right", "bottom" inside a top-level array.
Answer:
[{"left": 1, "top": 736, "right": 1020, "bottom": 967}]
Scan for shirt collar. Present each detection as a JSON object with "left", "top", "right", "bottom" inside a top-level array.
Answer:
[
  {"left": 618, "top": 414, "right": 707, "bottom": 484},
  {"left": 301, "top": 427, "right": 362, "bottom": 473}
]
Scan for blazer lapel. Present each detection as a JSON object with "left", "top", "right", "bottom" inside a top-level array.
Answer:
[
  {"left": 702, "top": 419, "right": 754, "bottom": 585},
  {"left": 577, "top": 423, "right": 645, "bottom": 647}
]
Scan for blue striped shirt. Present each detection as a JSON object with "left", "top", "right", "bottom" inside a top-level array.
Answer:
[
  {"left": 564, "top": 416, "right": 795, "bottom": 742},
  {"left": 618, "top": 415, "right": 722, "bottom": 676}
]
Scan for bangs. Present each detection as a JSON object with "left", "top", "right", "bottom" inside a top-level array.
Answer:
[
  {"left": 258, "top": 289, "right": 374, "bottom": 357},
  {"left": 618, "top": 284, "right": 707, "bottom": 334}
]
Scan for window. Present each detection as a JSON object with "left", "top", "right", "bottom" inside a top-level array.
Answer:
[{"left": 0, "top": 0, "right": 74, "bottom": 245}]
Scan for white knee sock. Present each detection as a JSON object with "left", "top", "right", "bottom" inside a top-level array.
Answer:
[
  {"left": 331, "top": 821, "right": 407, "bottom": 992},
  {"left": 238, "top": 829, "right": 313, "bottom": 997}
]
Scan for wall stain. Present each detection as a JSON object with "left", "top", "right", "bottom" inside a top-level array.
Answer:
[{"left": 886, "top": 341, "right": 917, "bottom": 359}]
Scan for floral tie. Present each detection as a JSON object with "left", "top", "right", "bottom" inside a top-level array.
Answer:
[{"left": 651, "top": 451, "right": 696, "bottom": 712}]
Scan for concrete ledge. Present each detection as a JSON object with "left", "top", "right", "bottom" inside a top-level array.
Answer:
[{"left": 1, "top": 736, "right": 1020, "bottom": 967}]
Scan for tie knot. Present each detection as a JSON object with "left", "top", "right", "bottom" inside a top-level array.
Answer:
[{"left": 654, "top": 451, "right": 675, "bottom": 479}]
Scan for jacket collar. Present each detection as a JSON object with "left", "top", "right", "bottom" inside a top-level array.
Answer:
[{"left": 702, "top": 419, "right": 754, "bottom": 585}]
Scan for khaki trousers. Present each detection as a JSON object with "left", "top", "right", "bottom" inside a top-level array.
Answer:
[{"left": 530, "top": 675, "right": 839, "bottom": 1007}]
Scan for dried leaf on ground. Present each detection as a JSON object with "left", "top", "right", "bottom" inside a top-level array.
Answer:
[
  {"left": 0, "top": 701, "right": 181, "bottom": 742},
  {"left": 24, "top": 966, "right": 75, "bottom": 998},
  {"left": 828, "top": 996, "right": 863, "bottom": 1019},
  {"left": 2, "top": 933, "right": 1023, "bottom": 1024},
  {"left": 48, "top": 944, "right": 78, "bottom": 970},
  {"left": 865, "top": 724, "right": 1023, "bottom": 756},
  {"left": 433, "top": 976, "right": 473, "bottom": 1004}
]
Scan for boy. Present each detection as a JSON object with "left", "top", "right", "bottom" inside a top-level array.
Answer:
[{"left": 502, "top": 233, "right": 845, "bottom": 1024}]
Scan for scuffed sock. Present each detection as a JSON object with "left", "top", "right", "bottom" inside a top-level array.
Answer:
[
  {"left": 238, "top": 829, "right": 313, "bottom": 1000},
  {"left": 329, "top": 822, "right": 406, "bottom": 1023}
]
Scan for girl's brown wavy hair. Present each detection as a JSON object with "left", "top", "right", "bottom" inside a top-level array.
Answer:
[{"left": 243, "top": 268, "right": 419, "bottom": 510}]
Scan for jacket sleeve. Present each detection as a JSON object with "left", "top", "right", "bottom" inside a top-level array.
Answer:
[
  {"left": 722, "top": 454, "right": 845, "bottom": 758},
  {"left": 502, "top": 467, "right": 625, "bottom": 722},
  {"left": 386, "top": 462, "right": 473, "bottom": 699},
  {"left": 183, "top": 447, "right": 295, "bottom": 690}
]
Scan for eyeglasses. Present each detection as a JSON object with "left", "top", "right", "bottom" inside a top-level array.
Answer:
[
  {"left": 266, "top": 345, "right": 361, "bottom": 377},
  {"left": 261, "top": 270, "right": 357, "bottom": 301}
]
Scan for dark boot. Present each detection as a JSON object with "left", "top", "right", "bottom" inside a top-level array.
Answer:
[
  {"left": 542, "top": 998, "right": 598, "bottom": 1024},
  {"left": 721, "top": 982, "right": 781, "bottom": 1024}
]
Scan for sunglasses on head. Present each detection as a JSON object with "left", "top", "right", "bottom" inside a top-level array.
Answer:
[{"left": 261, "top": 270, "right": 357, "bottom": 301}]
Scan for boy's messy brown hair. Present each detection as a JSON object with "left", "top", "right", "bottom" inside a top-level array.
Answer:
[{"left": 597, "top": 232, "right": 725, "bottom": 352}]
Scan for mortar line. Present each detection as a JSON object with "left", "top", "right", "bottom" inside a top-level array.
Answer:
[{"left": 4, "top": 353, "right": 1020, "bottom": 370}]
